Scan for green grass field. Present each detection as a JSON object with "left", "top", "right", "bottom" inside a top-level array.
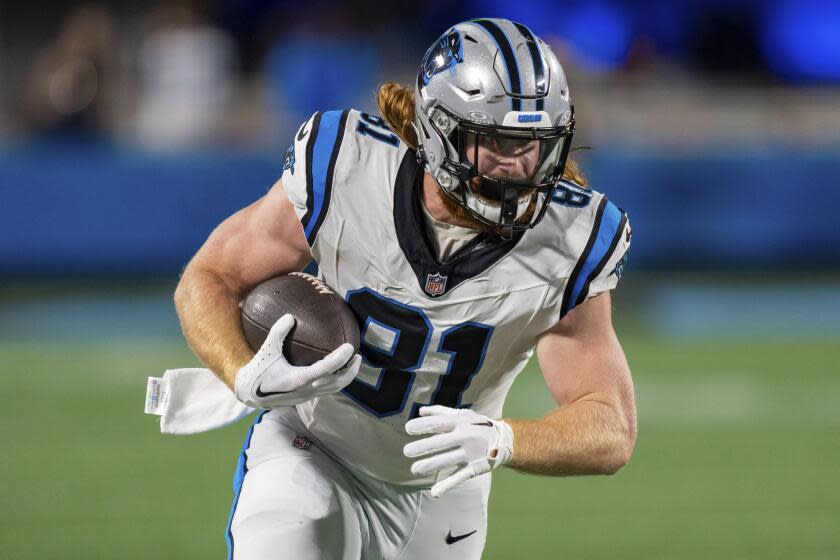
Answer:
[{"left": 1, "top": 283, "right": 839, "bottom": 559}]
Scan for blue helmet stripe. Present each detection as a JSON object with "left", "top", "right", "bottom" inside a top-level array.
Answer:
[
  {"left": 512, "top": 22, "right": 546, "bottom": 111},
  {"left": 472, "top": 19, "right": 522, "bottom": 111}
]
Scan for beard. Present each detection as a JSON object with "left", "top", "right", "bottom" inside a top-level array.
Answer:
[{"left": 436, "top": 183, "right": 495, "bottom": 233}]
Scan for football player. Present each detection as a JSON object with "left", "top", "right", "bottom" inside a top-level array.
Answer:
[{"left": 174, "top": 18, "right": 635, "bottom": 559}]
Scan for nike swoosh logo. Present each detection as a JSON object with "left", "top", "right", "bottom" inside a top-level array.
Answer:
[
  {"left": 471, "top": 421, "right": 493, "bottom": 427},
  {"left": 255, "top": 384, "right": 293, "bottom": 397},
  {"left": 445, "top": 530, "right": 477, "bottom": 545}
]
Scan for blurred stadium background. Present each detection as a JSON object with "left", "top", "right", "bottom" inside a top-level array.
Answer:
[{"left": 1, "top": 0, "right": 839, "bottom": 558}]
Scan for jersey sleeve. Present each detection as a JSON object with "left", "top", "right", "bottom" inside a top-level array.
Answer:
[
  {"left": 587, "top": 210, "right": 630, "bottom": 298},
  {"left": 559, "top": 197, "right": 631, "bottom": 318},
  {"left": 280, "top": 110, "right": 351, "bottom": 247}
]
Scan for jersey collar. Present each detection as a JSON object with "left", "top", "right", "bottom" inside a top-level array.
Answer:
[{"left": 392, "top": 151, "right": 525, "bottom": 298}]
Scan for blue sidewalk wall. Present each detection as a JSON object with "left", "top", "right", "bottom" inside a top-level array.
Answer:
[
  {"left": 1, "top": 145, "right": 838, "bottom": 277},
  {"left": 0, "top": 147, "right": 281, "bottom": 278},
  {"left": 588, "top": 150, "right": 840, "bottom": 269}
]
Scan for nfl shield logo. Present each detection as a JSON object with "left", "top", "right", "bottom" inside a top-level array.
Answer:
[
  {"left": 293, "top": 435, "right": 312, "bottom": 450},
  {"left": 425, "top": 272, "right": 447, "bottom": 296}
]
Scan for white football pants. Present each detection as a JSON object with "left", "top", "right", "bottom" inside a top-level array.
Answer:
[{"left": 226, "top": 407, "right": 491, "bottom": 560}]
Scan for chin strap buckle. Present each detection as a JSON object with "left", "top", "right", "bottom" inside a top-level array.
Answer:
[{"left": 499, "top": 190, "right": 519, "bottom": 240}]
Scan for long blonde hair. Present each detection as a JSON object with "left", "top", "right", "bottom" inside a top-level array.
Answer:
[{"left": 376, "top": 82, "right": 588, "bottom": 186}]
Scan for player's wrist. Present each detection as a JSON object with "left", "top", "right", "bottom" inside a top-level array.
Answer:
[
  {"left": 491, "top": 419, "right": 514, "bottom": 467},
  {"left": 227, "top": 349, "right": 257, "bottom": 391}
]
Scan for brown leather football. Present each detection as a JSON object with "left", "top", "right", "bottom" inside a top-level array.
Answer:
[{"left": 241, "top": 272, "right": 360, "bottom": 366}]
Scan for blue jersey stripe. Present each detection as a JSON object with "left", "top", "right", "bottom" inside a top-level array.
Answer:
[
  {"left": 576, "top": 210, "right": 628, "bottom": 308},
  {"left": 567, "top": 200, "right": 624, "bottom": 312},
  {"left": 303, "top": 110, "right": 345, "bottom": 243},
  {"left": 300, "top": 112, "right": 322, "bottom": 232},
  {"left": 226, "top": 411, "right": 267, "bottom": 560}
]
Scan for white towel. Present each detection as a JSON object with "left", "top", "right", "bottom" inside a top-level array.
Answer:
[{"left": 145, "top": 368, "right": 255, "bottom": 435}]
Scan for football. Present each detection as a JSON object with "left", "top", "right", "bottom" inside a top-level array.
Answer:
[{"left": 241, "top": 272, "right": 360, "bottom": 366}]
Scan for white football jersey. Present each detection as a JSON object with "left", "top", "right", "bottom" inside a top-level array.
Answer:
[{"left": 280, "top": 109, "right": 630, "bottom": 486}]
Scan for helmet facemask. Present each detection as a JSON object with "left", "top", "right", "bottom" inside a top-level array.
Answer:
[{"left": 429, "top": 106, "right": 575, "bottom": 239}]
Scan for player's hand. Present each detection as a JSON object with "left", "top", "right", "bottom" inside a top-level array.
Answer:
[
  {"left": 234, "top": 314, "right": 361, "bottom": 409},
  {"left": 403, "top": 405, "right": 514, "bottom": 498}
]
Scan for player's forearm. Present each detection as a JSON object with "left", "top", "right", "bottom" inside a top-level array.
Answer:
[
  {"left": 505, "top": 396, "right": 636, "bottom": 476},
  {"left": 174, "top": 265, "right": 254, "bottom": 390}
]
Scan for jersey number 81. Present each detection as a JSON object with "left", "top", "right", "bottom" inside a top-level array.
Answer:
[{"left": 342, "top": 288, "right": 493, "bottom": 418}]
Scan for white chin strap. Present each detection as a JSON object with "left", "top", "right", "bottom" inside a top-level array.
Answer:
[{"left": 463, "top": 185, "right": 532, "bottom": 225}]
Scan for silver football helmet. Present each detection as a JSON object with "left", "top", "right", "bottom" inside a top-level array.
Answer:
[{"left": 415, "top": 19, "right": 575, "bottom": 238}]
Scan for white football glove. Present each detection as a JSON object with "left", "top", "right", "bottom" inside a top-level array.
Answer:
[
  {"left": 403, "top": 405, "right": 514, "bottom": 498},
  {"left": 234, "top": 314, "right": 361, "bottom": 409}
]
